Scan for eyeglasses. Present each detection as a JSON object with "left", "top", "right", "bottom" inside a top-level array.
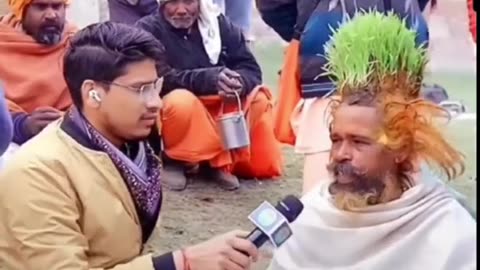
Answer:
[{"left": 104, "top": 77, "right": 164, "bottom": 100}]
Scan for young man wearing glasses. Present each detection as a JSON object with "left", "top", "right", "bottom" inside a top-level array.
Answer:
[{"left": 0, "top": 22, "right": 258, "bottom": 270}]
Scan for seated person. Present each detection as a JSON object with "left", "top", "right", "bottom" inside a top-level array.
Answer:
[
  {"left": 0, "top": 0, "right": 75, "bottom": 145},
  {"left": 268, "top": 13, "right": 476, "bottom": 270},
  {"left": 0, "top": 85, "right": 13, "bottom": 156},
  {"left": 0, "top": 22, "right": 258, "bottom": 270},
  {"left": 136, "top": 0, "right": 283, "bottom": 191}
]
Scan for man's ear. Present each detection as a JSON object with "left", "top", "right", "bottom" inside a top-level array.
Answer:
[{"left": 81, "top": 80, "right": 106, "bottom": 109}]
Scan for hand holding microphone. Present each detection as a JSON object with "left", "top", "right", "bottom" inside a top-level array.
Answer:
[
  {"left": 181, "top": 230, "right": 258, "bottom": 270},
  {"left": 180, "top": 195, "right": 303, "bottom": 270}
]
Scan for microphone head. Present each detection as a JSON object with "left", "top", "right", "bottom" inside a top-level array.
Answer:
[{"left": 275, "top": 195, "right": 304, "bottom": 223}]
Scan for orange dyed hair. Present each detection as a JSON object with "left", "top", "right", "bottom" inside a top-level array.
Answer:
[{"left": 329, "top": 89, "right": 465, "bottom": 182}]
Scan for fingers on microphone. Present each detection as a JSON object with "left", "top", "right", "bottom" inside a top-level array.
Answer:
[
  {"left": 220, "top": 258, "right": 248, "bottom": 270},
  {"left": 224, "top": 248, "right": 252, "bottom": 269},
  {"left": 228, "top": 236, "right": 259, "bottom": 262},
  {"left": 232, "top": 230, "right": 249, "bottom": 238}
]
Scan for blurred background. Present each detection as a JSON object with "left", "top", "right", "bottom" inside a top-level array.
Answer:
[{"left": 0, "top": 1, "right": 476, "bottom": 269}]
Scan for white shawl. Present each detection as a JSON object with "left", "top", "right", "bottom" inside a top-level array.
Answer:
[
  {"left": 268, "top": 174, "right": 477, "bottom": 270},
  {"left": 198, "top": 0, "right": 221, "bottom": 65}
]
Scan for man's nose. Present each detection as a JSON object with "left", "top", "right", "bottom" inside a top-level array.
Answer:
[
  {"left": 333, "top": 142, "right": 352, "bottom": 162},
  {"left": 44, "top": 8, "right": 58, "bottom": 20},
  {"left": 145, "top": 94, "right": 163, "bottom": 111},
  {"left": 175, "top": 4, "right": 188, "bottom": 15}
]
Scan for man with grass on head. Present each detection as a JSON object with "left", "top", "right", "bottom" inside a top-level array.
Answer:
[{"left": 268, "top": 12, "right": 476, "bottom": 270}]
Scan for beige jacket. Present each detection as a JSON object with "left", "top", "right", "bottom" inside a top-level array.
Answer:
[{"left": 0, "top": 122, "right": 156, "bottom": 269}]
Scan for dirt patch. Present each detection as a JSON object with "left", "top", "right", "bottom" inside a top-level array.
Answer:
[{"left": 144, "top": 147, "right": 303, "bottom": 270}]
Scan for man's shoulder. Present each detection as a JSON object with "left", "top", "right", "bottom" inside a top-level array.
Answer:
[
  {"left": 428, "top": 197, "right": 476, "bottom": 233},
  {"left": 1, "top": 123, "right": 73, "bottom": 177},
  {"left": 0, "top": 124, "right": 81, "bottom": 203},
  {"left": 217, "top": 14, "right": 241, "bottom": 34},
  {"left": 135, "top": 13, "right": 161, "bottom": 33}
]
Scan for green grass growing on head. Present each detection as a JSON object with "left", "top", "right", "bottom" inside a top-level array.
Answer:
[{"left": 324, "top": 11, "right": 428, "bottom": 90}]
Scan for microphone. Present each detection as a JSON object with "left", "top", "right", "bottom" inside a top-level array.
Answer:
[{"left": 246, "top": 195, "right": 304, "bottom": 249}]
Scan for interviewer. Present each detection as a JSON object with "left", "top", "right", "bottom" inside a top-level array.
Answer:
[{"left": 0, "top": 22, "right": 257, "bottom": 270}]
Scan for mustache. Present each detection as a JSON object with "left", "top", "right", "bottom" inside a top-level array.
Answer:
[
  {"left": 327, "top": 161, "right": 364, "bottom": 178},
  {"left": 40, "top": 24, "right": 61, "bottom": 32},
  {"left": 327, "top": 161, "right": 386, "bottom": 198},
  {"left": 39, "top": 19, "right": 62, "bottom": 31}
]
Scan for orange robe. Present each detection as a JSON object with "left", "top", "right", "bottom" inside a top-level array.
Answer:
[
  {"left": 0, "top": 14, "right": 75, "bottom": 113},
  {"left": 273, "top": 39, "right": 301, "bottom": 146},
  {"left": 161, "top": 86, "right": 283, "bottom": 179},
  {"left": 467, "top": 0, "right": 476, "bottom": 43}
]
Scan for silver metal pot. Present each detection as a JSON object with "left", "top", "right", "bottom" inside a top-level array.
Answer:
[{"left": 217, "top": 92, "right": 250, "bottom": 150}]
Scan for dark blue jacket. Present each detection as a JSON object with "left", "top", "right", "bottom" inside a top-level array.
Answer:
[{"left": 256, "top": 0, "right": 430, "bottom": 98}]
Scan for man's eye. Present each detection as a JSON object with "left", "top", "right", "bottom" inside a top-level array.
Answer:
[
  {"left": 354, "top": 140, "right": 369, "bottom": 145},
  {"left": 52, "top": 4, "right": 64, "bottom": 10},
  {"left": 32, "top": 3, "right": 47, "bottom": 10}
]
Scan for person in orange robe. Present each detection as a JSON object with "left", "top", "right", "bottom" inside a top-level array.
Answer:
[
  {"left": 136, "top": 0, "right": 283, "bottom": 191},
  {"left": 467, "top": 0, "right": 476, "bottom": 44},
  {"left": 0, "top": 0, "right": 75, "bottom": 146}
]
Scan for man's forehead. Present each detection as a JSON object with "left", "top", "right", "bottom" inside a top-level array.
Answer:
[{"left": 331, "top": 105, "right": 382, "bottom": 137}]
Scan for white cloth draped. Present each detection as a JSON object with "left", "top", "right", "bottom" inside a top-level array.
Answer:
[
  {"left": 198, "top": 0, "right": 222, "bottom": 65},
  {"left": 268, "top": 173, "right": 477, "bottom": 270}
]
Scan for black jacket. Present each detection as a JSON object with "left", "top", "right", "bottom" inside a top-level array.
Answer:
[{"left": 136, "top": 12, "right": 262, "bottom": 97}]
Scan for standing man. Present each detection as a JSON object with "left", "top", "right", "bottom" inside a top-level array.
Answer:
[{"left": 136, "top": 0, "right": 283, "bottom": 191}]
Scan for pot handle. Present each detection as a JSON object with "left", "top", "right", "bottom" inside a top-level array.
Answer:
[{"left": 218, "top": 91, "right": 243, "bottom": 116}]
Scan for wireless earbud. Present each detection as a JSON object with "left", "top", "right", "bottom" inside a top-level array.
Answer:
[{"left": 88, "top": 90, "right": 102, "bottom": 102}]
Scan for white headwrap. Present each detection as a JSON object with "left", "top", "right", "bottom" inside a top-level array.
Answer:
[{"left": 197, "top": 0, "right": 222, "bottom": 64}]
